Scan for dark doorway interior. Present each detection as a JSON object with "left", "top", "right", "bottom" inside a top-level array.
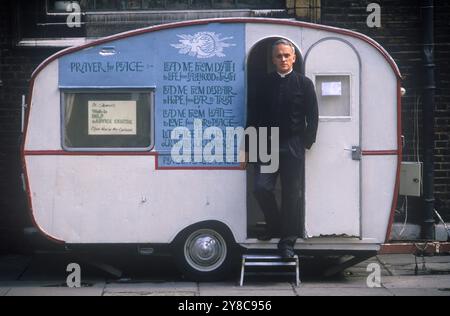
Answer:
[{"left": 246, "top": 37, "right": 303, "bottom": 239}]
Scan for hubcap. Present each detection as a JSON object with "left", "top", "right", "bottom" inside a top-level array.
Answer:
[{"left": 184, "top": 229, "right": 227, "bottom": 272}]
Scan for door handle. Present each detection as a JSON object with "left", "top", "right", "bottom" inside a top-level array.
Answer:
[{"left": 344, "top": 146, "right": 361, "bottom": 161}]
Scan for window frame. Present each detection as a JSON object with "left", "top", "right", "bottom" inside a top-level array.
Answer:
[
  {"left": 46, "top": 0, "right": 86, "bottom": 15},
  {"left": 60, "top": 88, "right": 155, "bottom": 152},
  {"left": 313, "top": 73, "right": 353, "bottom": 122},
  {"left": 46, "top": 0, "right": 284, "bottom": 13}
]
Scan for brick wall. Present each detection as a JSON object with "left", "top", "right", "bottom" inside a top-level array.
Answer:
[
  {"left": 0, "top": 1, "right": 61, "bottom": 252},
  {"left": 0, "top": 0, "right": 14, "bottom": 252},
  {"left": 434, "top": 1, "right": 450, "bottom": 216},
  {"left": 287, "top": 0, "right": 322, "bottom": 22}
]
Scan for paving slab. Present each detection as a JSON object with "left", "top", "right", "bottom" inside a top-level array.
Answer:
[
  {"left": 199, "top": 282, "right": 295, "bottom": 296},
  {"left": 295, "top": 287, "right": 393, "bottom": 296},
  {"left": 103, "top": 291, "right": 196, "bottom": 296},
  {"left": 0, "top": 288, "right": 10, "bottom": 296},
  {"left": 104, "top": 282, "right": 198, "bottom": 296},
  {"left": 387, "top": 288, "right": 450, "bottom": 296},
  {"left": 383, "top": 264, "right": 420, "bottom": 276},
  {"left": 382, "top": 275, "right": 450, "bottom": 289},
  {"left": 0, "top": 281, "right": 75, "bottom": 287},
  {"left": 300, "top": 277, "right": 370, "bottom": 288},
  {"left": 425, "top": 263, "right": 450, "bottom": 274},
  {"left": 383, "top": 265, "right": 450, "bottom": 277},
  {"left": 201, "top": 282, "right": 294, "bottom": 290},
  {"left": 377, "top": 254, "right": 417, "bottom": 265},
  {"left": 5, "top": 283, "right": 105, "bottom": 296},
  {"left": 205, "top": 290, "right": 295, "bottom": 296},
  {"left": 200, "top": 289, "right": 295, "bottom": 296}
]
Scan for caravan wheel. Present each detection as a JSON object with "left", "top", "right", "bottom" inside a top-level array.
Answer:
[{"left": 173, "top": 224, "right": 237, "bottom": 281}]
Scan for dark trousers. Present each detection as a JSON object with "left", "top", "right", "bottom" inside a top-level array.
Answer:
[{"left": 253, "top": 150, "right": 304, "bottom": 249}]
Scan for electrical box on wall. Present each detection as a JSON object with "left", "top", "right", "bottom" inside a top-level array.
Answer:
[{"left": 400, "top": 162, "right": 422, "bottom": 197}]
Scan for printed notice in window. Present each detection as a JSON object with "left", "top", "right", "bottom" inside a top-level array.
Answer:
[
  {"left": 321, "top": 82, "right": 342, "bottom": 96},
  {"left": 88, "top": 101, "right": 137, "bottom": 135}
]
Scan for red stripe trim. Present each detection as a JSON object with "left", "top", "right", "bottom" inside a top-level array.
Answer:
[
  {"left": 24, "top": 150, "right": 246, "bottom": 170},
  {"left": 362, "top": 150, "right": 399, "bottom": 156},
  {"left": 157, "top": 166, "right": 244, "bottom": 171},
  {"left": 385, "top": 82, "right": 403, "bottom": 243},
  {"left": 26, "top": 150, "right": 400, "bottom": 156},
  {"left": 24, "top": 150, "right": 158, "bottom": 156},
  {"left": 26, "top": 149, "right": 401, "bottom": 160}
]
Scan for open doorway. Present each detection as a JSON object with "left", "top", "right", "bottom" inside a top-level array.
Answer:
[{"left": 246, "top": 37, "right": 304, "bottom": 239}]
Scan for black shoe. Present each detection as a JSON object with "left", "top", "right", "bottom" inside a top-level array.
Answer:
[
  {"left": 257, "top": 233, "right": 273, "bottom": 241},
  {"left": 279, "top": 247, "right": 295, "bottom": 258}
]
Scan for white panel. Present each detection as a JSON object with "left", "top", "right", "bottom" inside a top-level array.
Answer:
[
  {"left": 354, "top": 38, "right": 398, "bottom": 150},
  {"left": 25, "top": 61, "right": 62, "bottom": 151},
  {"left": 305, "top": 39, "right": 360, "bottom": 237},
  {"left": 305, "top": 143, "right": 360, "bottom": 237},
  {"left": 26, "top": 156, "right": 247, "bottom": 243},
  {"left": 362, "top": 156, "right": 398, "bottom": 242},
  {"left": 301, "top": 29, "right": 398, "bottom": 151},
  {"left": 361, "top": 58, "right": 398, "bottom": 150}
]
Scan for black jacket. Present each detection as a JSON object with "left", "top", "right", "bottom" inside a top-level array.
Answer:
[{"left": 247, "top": 71, "right": 319, "bottom": 157}]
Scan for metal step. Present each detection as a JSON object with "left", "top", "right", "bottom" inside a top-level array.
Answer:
[{"left": 239, "top": 254, "right": 300, "bottom": 287}]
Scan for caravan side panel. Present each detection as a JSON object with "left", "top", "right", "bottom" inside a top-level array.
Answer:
[{"left": 26, "top": 155, "right": 246, "bottom": 243}]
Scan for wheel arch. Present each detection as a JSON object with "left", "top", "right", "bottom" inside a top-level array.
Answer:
[{"left": 170, "top": 220, "right": 238, "bottom": 246}]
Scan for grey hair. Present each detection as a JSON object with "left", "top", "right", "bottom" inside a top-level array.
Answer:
[{"left": 272, "top": 39, "right": 296, "bottom": 55}]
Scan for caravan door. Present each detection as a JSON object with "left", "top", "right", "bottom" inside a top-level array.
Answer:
[{"left": 304, "top": 38, "right": 361, "bottom": 238}]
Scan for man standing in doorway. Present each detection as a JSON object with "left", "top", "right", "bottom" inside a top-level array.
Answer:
[{"left": 247, "top": 39, "right": 319, "bottom": 258}]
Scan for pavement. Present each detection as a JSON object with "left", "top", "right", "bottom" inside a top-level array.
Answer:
[{"left": 0, "top": 253, "right": 449, "bottom": 296}]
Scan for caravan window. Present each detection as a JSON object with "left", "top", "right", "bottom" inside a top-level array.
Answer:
[
  {"left": 315, "top": 75, "right": 351, "bottom": 119},
  {"left": 62, "top": 90, "right": 153, "bottom": 151}
]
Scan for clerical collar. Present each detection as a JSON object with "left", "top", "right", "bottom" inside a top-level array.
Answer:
[{"left": 277, "top": 69, "right": 293, "bottom": 78}]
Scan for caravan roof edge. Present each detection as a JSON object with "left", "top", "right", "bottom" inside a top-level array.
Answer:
[{"left": 30, "top": 18, "right": 402, "bottom": 81}]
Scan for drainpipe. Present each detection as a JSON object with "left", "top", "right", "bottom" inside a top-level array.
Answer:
[{"left": 421, "top": 0, "right": 436, "bottom": 240}]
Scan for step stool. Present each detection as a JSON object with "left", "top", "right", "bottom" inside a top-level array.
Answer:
[{"left": 239, "top": 254, "right": 300, "bottom": 287}]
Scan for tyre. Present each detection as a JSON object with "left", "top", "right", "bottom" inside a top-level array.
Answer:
[{"left": 173, "top": 222, "right": 238, "bottom": 282}]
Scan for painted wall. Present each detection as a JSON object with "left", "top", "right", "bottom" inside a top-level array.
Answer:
[{"left": 58, "top": 23, "right": 246, "bottom": 168}]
